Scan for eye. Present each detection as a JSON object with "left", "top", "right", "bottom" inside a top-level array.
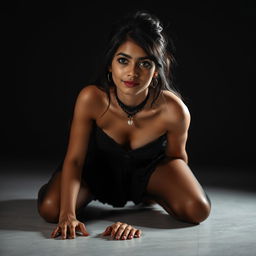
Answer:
[
  {"left": 139, "top": 60, "right": 153, "bottom": 69},
  {"left": 117, "top": 57, "right": 128, "bottom": 65}
]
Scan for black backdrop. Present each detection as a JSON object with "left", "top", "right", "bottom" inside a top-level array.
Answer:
[{"left": 1, "top": 1, "right": 255, "bottom": 168}]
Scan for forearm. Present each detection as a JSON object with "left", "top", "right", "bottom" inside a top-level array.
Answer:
[{"left": 59, "top": 161, "right": 83, "bottom": 218}]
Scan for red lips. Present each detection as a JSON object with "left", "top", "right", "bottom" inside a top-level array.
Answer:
[{"left": 123, "top": 80, "right": 139, "bottom": 87}]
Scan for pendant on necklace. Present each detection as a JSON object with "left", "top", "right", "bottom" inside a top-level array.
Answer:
[{"left": 128, "top": 116, "right": 133, "bottom": 125}]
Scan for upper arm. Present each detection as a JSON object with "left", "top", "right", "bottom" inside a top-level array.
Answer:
[
  {"left": 63, "top": 85, "right": 98, "bottom": 168},
  {"left": 164, "top": 96, "right": 191, "bottom": 163}
]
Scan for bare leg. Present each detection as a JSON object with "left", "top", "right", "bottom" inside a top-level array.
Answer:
[
  {"left": 145, "top": 159, "right": 211, "bottom": 224},
  {"left": 37, "top": 171, "right": 95, "bottom": 223}
]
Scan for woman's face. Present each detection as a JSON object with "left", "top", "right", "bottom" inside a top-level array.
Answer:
[{"left": 109, "top": 39, "right": 158, "bottom": 93}]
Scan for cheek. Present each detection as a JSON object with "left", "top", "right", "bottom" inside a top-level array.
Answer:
[
  {"left": 111, "top": 63, "right": 123, "bottom": 77},
  {"left": 143, "top": 69, "right": 155, "bottom": 80}
]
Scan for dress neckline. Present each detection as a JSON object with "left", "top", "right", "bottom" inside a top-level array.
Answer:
[{"left": 95, "top": 123, "right": 167, "bottom": 152}]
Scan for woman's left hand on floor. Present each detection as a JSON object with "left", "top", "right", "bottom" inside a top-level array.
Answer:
[{"left": 102, "top": 222, "right": 142, "bottom": 240}]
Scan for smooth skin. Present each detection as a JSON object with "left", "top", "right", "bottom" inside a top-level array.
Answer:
[{"left": 38, "top": 39, "right": 210, "bottom": 240}]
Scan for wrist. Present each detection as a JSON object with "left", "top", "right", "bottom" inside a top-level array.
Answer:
[{"left": 59, "top": 211, "right": 76, "bottom": 220}]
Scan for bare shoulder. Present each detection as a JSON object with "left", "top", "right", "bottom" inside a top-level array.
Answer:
[
  {"left": 78, "top": 84, "right": 103, "bottom": 101},
  {"left": 76, "top": 85, "right": 105, "bottom": 119},
  {"left": 161, "top": 90, "right": 191, "bottom": 129}
]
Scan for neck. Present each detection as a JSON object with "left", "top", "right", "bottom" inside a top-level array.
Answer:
[{"left": 114, "top": 87, "right": 151, "bottom": 107}]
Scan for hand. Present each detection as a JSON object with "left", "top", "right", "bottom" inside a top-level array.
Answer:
[
  {"left": 51, "top": 215, "right": 90, "bottom": 239},
  {"left": 102, "top": 222, "right": 142, "bottom": 240}
]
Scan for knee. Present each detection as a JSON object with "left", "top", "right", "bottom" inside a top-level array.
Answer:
[
  {"left": 37, "top": 198, "right": 59, "bottom": 224},
  {"left": 173, "top": 197, "right": 211, "bottom": 224}
]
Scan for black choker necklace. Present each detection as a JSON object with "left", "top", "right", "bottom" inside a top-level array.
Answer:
[{"left": 115, "top": 88, "right": 150, "bottom": 125}]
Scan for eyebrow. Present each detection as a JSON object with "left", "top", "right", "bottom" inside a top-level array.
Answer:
[{"left": 116, "top": 52, "right": 152, "bottom": 61}]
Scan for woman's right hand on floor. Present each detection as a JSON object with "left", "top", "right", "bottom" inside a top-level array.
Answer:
[{"left": 51, "top": 215, "right": 89, "bottom": 239}]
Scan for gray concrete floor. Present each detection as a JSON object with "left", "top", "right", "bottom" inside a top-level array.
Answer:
[{"left": 0, "top": 159, "right": 256, "bottom": 256}]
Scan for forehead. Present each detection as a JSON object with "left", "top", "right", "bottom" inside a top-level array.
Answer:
[{"left": 114, "top": 39, "right": 148, "bottom": 58}]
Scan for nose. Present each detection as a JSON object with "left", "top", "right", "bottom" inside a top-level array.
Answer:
[{"left": 127, "top": 63, "right": 139, "bottom": 78}]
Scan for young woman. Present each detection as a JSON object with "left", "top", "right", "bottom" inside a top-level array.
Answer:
[{"left": 37, "top": 10, "right": 211, "bottom": 241}]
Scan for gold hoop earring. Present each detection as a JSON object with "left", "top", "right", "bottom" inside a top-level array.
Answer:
[
  {"left": 107, "top": 72, "right": 112, "bottom": 83},
  {"left": 151, "top": 77, "right": 158, "bottom": 88}
]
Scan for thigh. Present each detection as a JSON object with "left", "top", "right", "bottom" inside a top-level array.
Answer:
[
  {"left": 37, "top": 170, "right": 95, "bottom": 220},
  {"left": 145, "top": 159, "right": 211, "bottom": 223}
]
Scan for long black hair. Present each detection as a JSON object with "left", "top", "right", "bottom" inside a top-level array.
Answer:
[{"left": 91, "top": 10, "right": 181, "bottom": 117}]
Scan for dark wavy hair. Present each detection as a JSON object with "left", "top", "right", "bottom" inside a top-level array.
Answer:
[{"left": 91, "top": 10, "right": 181, "bottom": 117}]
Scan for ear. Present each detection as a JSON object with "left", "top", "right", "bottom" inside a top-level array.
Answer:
[
  {"left": 109, "top": 66, "right": 112, "bottom": 72},
  {"left": 153, "top": 72, "right": 158, "bottom": 78}
]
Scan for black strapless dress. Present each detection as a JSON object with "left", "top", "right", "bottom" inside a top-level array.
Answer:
[{"left": 52, "top": 121, "right": 167, "bottom": 208}]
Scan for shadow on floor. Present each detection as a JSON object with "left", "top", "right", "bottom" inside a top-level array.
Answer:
[
  {"left": 77, "top": 203, "right": 196, "bottom": 229},
  {"left": 0, "top": 199, "right": 195, "bottom": 239}
]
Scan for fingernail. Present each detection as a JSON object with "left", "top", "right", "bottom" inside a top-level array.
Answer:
[{"left": 122, "top": 236, "right": 126, "bottom": 239}]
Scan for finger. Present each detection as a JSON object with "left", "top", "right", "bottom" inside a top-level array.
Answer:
[
  {"left": 51, "top": 226, "right": 60, "bottom": 238},
  {"left": 115, "top": 223, "right": 128, "bottom": 240},
  {"left": 69, "top": 225, "right": 76, "bottom": 239},
  {"left": 78, "top": 223, "right": 90, "bottom": 236},
  {"left": 61, "top": 225, "right": 67, "bottom": 240},
  {"left": 134, "top": 229, "right": 142, "bottom": 238},
  {"left": 128, "top": 228, "right": 137, "bottom": 239},
  {"left": 111, "top": 222, "right": 121, "bottom": 238},
  {"left": 121, "top": 225, "right": 132, "bottom": 240},
  {"left": 103, "top": 226, "right": 112, "bottom": 236}
]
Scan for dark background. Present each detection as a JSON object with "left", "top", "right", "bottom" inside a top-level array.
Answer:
[{"left": 1, "top": 1, "right": 255, "bottom": 170}]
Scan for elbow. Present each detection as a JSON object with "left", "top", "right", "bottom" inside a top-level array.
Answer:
[
  {"left": 181, "top": 151, "right": 188, "bottom": 164},
  {"left": 63, "top": 157, "right": 84, "bottom": 170},
  {"left": 61, "top": 159, "right": 84, "bottom": 181},
  {"left": 164, "top": 155, "right": 188, "bottom": 165}
]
